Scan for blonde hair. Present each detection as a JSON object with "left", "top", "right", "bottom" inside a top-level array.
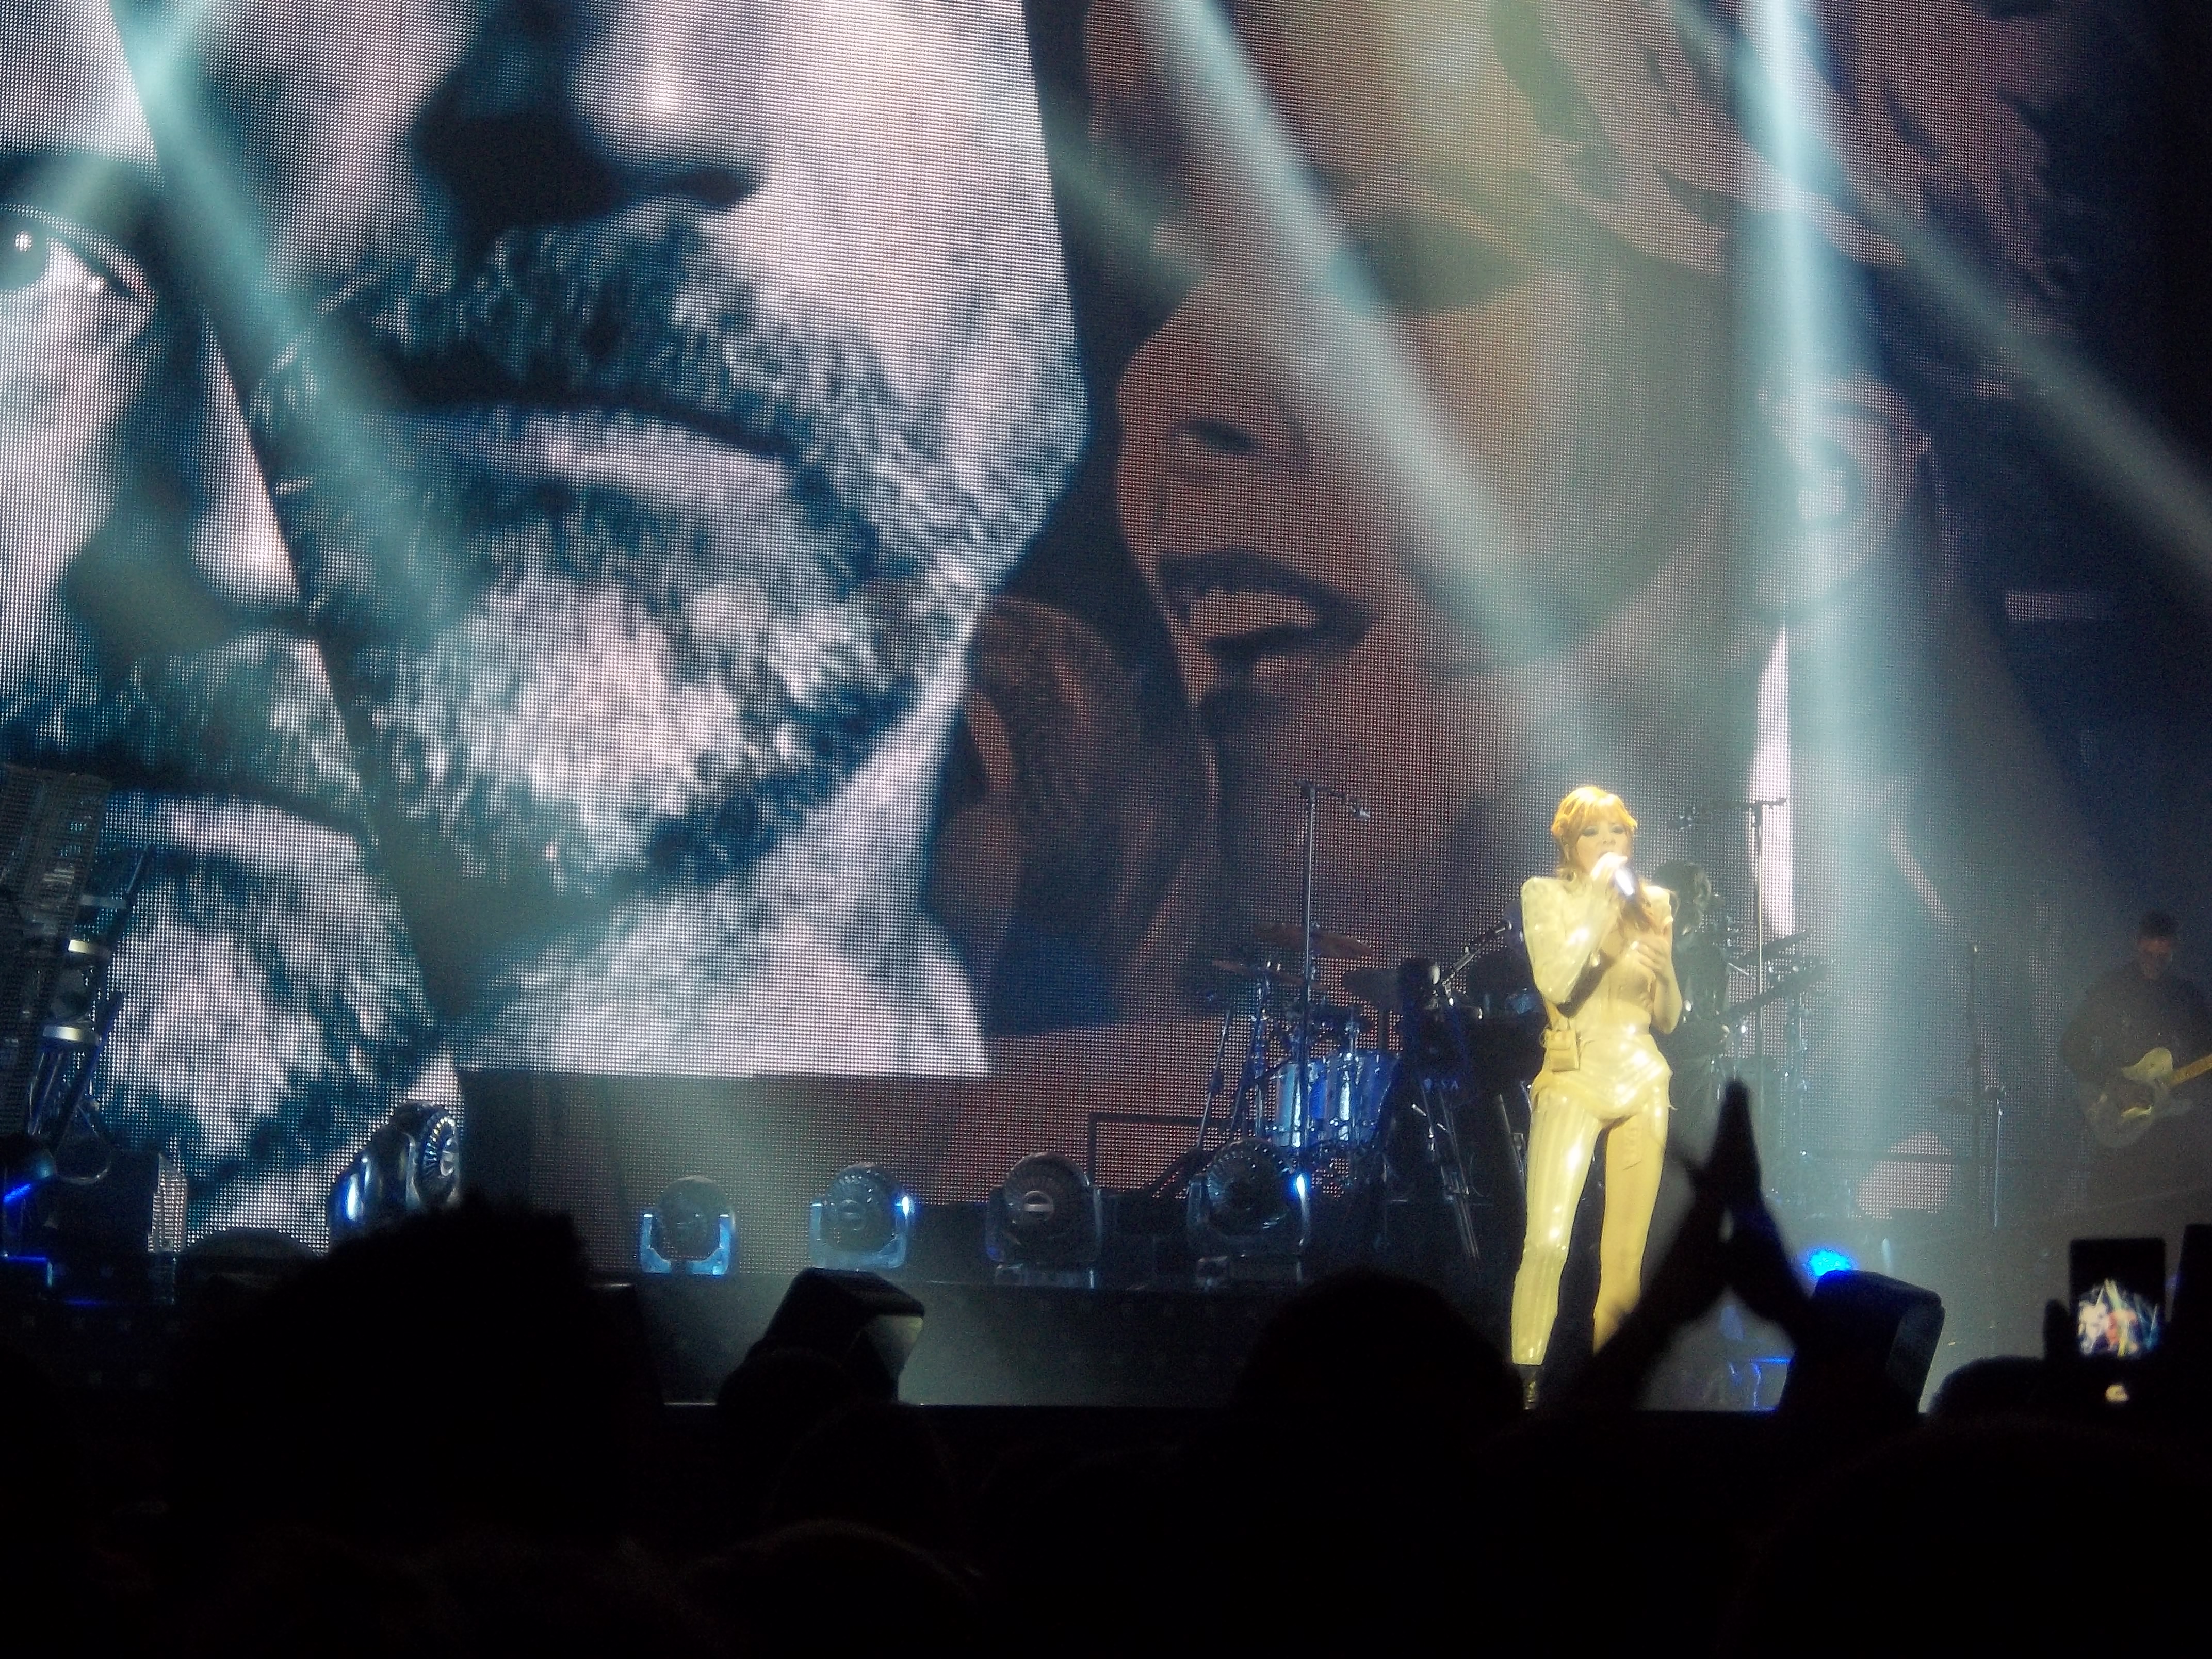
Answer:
[
  {"left": 1550, "top": 785, "right": 1638, "bottom": 870},
  {"left": 1550, "top": 786, "right": 1658, "bottom": 929}
]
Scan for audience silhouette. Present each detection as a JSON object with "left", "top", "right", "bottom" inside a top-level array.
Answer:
[{"left": 2, "top": 1084, "right": 2206, "bottom": 1655}]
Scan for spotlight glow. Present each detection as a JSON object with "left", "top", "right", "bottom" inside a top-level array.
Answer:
[{"left": 1803, "top": 1246, "right": 1855, "bottom": 1281}]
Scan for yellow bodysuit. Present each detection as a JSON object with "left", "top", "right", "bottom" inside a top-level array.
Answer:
[{"left": 1510, "top": 872, "right": 1681, "bottom": 1365}]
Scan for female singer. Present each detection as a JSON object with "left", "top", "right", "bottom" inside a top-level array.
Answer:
[{"left": 1511, "top": 786, "right": 1682, "bottom": 1388}]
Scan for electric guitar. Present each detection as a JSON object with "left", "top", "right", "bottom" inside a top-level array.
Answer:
[{"left": 2081, "top": 1047, "right": 2212, "bottom": 1148}]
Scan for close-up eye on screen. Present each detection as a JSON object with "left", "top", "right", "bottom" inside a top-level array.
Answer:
[{"left": 3, "top": 0, "right": 2210, "bottom": 1443}]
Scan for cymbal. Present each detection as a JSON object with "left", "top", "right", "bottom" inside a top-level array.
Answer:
[
  {"left": 1209, "top": 955, "right": 1291, "bottom": 982},
  {"left": 1253, "top": 922, "right": 1380, "bottom": 962},
  {"left": 1341, "top": 965, "right": 1401, "bottom": 1007},
  {"left": 1724, "top": 928, "right": 1812, "bottom": 967},
  {"left": 1721, "top": 959, "right": 1829, "bottom": 1020}
]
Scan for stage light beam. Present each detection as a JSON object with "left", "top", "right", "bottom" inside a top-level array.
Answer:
[{"left": 1124, "top": 0, "right": 1567, "bottom": 664}]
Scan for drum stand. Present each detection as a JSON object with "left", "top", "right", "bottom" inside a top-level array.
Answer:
[
  {"left": 1393, "top": 1059, "right": 1485, "bottom": 1271},
  {"left": 1339, "top": 971, "right": 1491, "bottom": 1282},
  {"left": 1721, "top": 959, "right": 1820, "bottom": 1209},
  {"left": 1144, "top": 970, "right": 1286, "bottom": 1200},
  {"left": 1257, "top": 780, "right": 1369, "bottom": 1180}
]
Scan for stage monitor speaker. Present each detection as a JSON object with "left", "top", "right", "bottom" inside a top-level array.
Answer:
[{"left": 1779, "top": 1268, "right": 1945, "bottom": 1418}]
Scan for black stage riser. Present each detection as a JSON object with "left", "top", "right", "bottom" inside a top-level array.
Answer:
[{"left": 6, "top": 1267, "right": 1294, "bottom": 1408}]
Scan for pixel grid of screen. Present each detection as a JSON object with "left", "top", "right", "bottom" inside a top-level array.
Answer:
[{"left": 0, "top": 0, "right": 2145, "bottom": 1248}]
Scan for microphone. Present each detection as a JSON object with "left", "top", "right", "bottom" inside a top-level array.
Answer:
[
  {"left": 1298, "top": 780, "right": 1372, "bottom": 821},
  {"left": 1611, "top": 861, "right": 1639, "bottom": 900}
]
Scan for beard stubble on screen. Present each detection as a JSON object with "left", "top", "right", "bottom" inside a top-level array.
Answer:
[{"left": 244, "top": 210, "right": 1081, "bottom": 907}]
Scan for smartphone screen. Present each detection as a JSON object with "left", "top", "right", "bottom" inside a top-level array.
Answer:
[{"left": 2072, "top": 1237, "right": 2166, "bottom": 1360}]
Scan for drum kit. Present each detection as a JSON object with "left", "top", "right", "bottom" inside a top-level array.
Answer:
[
  {"left": 1157, "top": 915, "right": 1534, "bottom": 1298},
  {"left": 1194, "top": 922, "right": 1398, "bottom": 1162},
  {"left": 1179, "top": 785, "right": 1392, "bottom": 1173},
  {"left": 1151, "top": 786, "right": 1539, "bottom": 1293}
]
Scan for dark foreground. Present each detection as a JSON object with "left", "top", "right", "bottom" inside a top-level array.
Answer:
[{"left": 9, "top": 1149, "right": 2212, "bottom": 1656}]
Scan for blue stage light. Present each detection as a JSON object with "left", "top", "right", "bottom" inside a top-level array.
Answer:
[
  {"left": 1803, "top": 1246, "right": 1855, "bottom": 1280},
  {"left": 1186, "top": 1138, "right": 1309, "bottom": 1286},
  {"left": 986, "top": 1153, "right": 1104, "bottom": 1283},
  {"left": 326, "top": 1103, "right": 461, "bottom": 1247},
  {"left": 639, "top": 1177, "right": 737, "bottom": 1276},
  {"left": 809, "top": 1164, "right": 915, "bottom": 1272}
]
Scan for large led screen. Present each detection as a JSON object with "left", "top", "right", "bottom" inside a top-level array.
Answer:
[{"left": 0, "top": 0, "right": 2177, "bottom": 1268}]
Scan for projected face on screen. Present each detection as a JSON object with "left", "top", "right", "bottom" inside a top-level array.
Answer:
[
  {"left": 1, "top": 0, "right": 1080, "bottom": 1234},
  {"left": 1, "top": 0, "right": 444, "bottom": 1236},
  {"left": 1096, "top": 0, "right": 1735, "bottom": 951},
  {"left": 150, "top": 0, "right": 1081, "bottom": 1069}
]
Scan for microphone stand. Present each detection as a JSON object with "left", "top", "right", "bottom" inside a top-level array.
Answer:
[
  {"left": 1442, "top": 918, "right": 1520, "bottom": 987},
  {"left": 1965, "top": 941, "right": 2005, "bottom": 1230},
  {"left": 1292, "top": 782, "right": 1367, "bottom": 1158},
  {"left": 1296, "top": 782, "right": 1320, "bottom": 1124}
]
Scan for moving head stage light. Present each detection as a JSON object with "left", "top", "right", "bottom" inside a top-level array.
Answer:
[
  {"left": 640, "top": 1176, "right": 737, "bottom": 1276},
  {"left": 1187, "top": 1137, "right": 1310, "bottom": 1286},
  {"left": 986, "top": 1153, "right": 1104, "bottom": 1286},
  {"left": 810, "top": 1162, "right": 916, "bottom": 1271},
  {"left": 328, "top": 1102, "right": 462, "bottom": 1246}
]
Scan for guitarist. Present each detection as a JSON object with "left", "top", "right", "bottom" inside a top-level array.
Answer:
[{"left": 2062, "top": 911, "right": 2212, "bottom": 1197}]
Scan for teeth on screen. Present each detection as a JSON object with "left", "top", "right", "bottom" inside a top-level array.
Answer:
[{"left": 1185, "top": 589, "right": 1318, "bottom": 642}]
